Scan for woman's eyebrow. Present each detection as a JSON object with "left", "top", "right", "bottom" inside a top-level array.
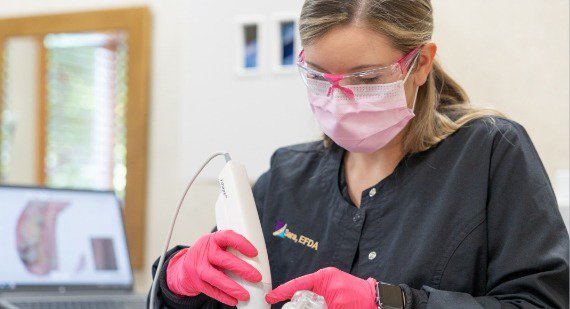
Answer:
[
  {"left": 305, "top": 61, "right": 329, "bottom": 73},
  {"left": 349, "top": 63, "right": 389, "bottom": 71},
  {"left": 305, "top": 61, "right": 389, "bottom": 73}
]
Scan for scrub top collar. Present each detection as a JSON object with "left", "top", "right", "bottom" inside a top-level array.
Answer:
[{"left": 331, "top": 145, "right": 425, "bottom": 210}]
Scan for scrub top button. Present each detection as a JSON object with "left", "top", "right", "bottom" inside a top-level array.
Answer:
[
  {"left": 353, "top": 213, "right": 361, "bottom": 222},
  {"left": 368, "top": 251, "right": 377, "bottom": 260},
  {"left": 369, "top": 188, "right": 377, "bottom": 197}
]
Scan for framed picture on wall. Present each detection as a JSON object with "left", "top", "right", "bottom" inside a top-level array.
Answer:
[
  {"left": 235, "top": 16, "right": 265, "bottom": 76},
  {"left": 271, "top": 13, "right": 301, "bottom": 74}
]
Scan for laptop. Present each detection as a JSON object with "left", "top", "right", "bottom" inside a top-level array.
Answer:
[{"left": 0, "top": 185, "right": 146, "bottom": 309}]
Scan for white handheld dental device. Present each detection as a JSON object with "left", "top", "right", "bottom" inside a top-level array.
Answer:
[
  {"left": 149, "top": 152, "right": 272, "bottom": 309},
  {"left": 215, "top": 160, "right": 272, "bottom": 309}
]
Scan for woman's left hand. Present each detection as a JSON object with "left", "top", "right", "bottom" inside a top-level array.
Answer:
[{"left": 265, "top": 267, "right": 378, "bottom": 308}]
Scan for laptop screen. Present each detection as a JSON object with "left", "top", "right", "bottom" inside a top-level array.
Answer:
[{"left": 0, "top": 186, "right": 133, "bottom": 291}]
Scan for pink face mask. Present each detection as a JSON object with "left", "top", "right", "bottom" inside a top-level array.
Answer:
[{"left": 305, "top": 58, "right": 419, "bottom": 153}]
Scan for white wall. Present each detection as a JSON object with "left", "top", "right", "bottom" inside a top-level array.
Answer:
[
  {"left": 433, "top": 0, "right": 569, "bottom": 181},
  {"left": 0, "top": 0, "right": 568, "bottom": 294},
  {"left": 179, "top": 1, "right": 315, "bottom": 180}
]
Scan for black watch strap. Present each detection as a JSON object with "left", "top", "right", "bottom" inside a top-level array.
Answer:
[{"left": 376, "top": 281, "right": 406, "bottom": 309}]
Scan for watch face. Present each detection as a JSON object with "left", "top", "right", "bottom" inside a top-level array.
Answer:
[{"left": 379, "top": 283, "right": 404, "bottom": 309}]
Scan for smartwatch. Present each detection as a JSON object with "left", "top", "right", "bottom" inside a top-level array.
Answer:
[{"left": 375, "top": 281, "right": 406, "bottom": 309}]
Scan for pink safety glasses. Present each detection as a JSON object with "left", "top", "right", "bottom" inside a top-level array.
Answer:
[{"left": 297, "top": 46, "right": 422, "bottom": 99}]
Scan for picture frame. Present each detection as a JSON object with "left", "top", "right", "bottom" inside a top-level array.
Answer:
[
  {"left": 235, "top": 15, "right": 265, "bottom": 77},
  {"left": 271, "top": 13, "right": 301, "bottom": 75}
]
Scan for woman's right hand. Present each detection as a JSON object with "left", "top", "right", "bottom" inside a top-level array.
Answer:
[{"left": 166, "top": 230, "right": 262, "bottom": 306}]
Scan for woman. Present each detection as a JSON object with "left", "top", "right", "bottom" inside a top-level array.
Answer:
[{"left": 150, "top": 0, "right": 569, "bottom": 308}]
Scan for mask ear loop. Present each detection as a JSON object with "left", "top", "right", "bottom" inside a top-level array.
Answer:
[
  {"left": 403, "top": 54, "right": 420, "bottom": 113},
  {"left": 410, "top": 85, "right": 420, "bottom": 114}
]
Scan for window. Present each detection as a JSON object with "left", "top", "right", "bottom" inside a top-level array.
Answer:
[
  {"left": 0, "top": 36, "right": 39, "bottom": 184},
  {"left": 0, "top": 49, "right": 11, "bottom": 181},
  {"left": 0, "top": 7, "right": 150, "bottom": 268},
  {"left": 42, "top": 32, "right": 128, "bottom": 198}
]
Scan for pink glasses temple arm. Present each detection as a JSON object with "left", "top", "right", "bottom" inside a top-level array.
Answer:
[
  {"left": 298, "top": 49, "right": 306, "bottom": 63},
  {"left": 397, "top": 46, "right": 422, "bottom": 75}
]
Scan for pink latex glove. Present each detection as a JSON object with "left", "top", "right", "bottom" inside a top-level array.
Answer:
[
  {"left": 166, "top": 230, "right": 262, "bottom": 306},
  {"left": 265, "top": 267, "right": 377, "bottom": 309}
]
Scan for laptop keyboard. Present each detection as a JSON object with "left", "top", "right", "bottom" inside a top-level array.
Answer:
[
  {"left": 6, "top": 298, "right": 145, "bottom": 309},
  {"left": 11, "top": 301, "right": 140, "bottom": 309}
]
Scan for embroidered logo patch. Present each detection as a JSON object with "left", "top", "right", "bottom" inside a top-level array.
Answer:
[
  {"left": 272, "top": 220, "right": 319, "bottom": 251},
  {"left": 273, "top": 221, "right": 287, "bottom": 238}
]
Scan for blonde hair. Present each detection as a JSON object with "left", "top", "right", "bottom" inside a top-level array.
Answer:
[{"left": 300, "top": 0, "right": 504, "bottom": 153}]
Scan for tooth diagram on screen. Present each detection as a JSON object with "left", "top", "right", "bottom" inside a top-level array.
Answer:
[{"left": 16, "top": 200, "right": 69, "bottom": 276}]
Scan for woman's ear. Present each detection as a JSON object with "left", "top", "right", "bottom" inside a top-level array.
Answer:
[{"left": 413, "top": 42, "right": 437, "bottom": 86}]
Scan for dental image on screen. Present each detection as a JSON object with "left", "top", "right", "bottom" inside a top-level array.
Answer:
[
  {"left": 16, "top": 200, "right": 70, "bottom": 276},
  {"left": 0, "top": 187, "right": 132, "bottom": 289}
]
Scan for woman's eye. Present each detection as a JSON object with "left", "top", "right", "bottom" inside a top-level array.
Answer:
[
  {"left": 357, "top": 75, "right": 383, "bottom": 84},
  {"left": 308, "top": 73, "right": 326, "bottom": 81}
]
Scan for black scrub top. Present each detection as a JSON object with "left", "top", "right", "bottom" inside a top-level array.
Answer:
[{"left": 149, "top": 117, "right": 569, "bottom": 308}]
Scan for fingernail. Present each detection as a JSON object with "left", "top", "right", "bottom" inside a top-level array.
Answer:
[
  {"left": 265, "top": 294, "right": 275, "bottom": 304},
  {"left": 253, "top": 271, "right": 262, "bottom": 282}
]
